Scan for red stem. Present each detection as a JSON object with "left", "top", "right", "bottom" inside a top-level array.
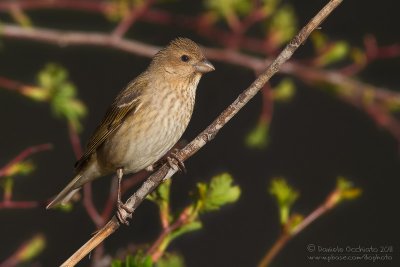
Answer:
[
  {"left": 0, "top": 0, "right": 109, "bottom": 13},
  {"left": 112, "top": 0, "right": 155, "bottom": 38},
  {"left": 0, "top": 200, "right": 39, "bottom": 209},
  {"left": 0, "top": 143, "right": 52, "bottom": 178},
  {"left": 0, "top": 76, "right": 26, "bottom": 93},
  {"left": 83, "top": 184, "right": 104, "bottom": 227},
  {"left": 68, "top": 123, "right": 82, "bottom": 158},
  {"left": 258, "top": 233, "right": 290, "bottom": 267},
  {"left": 259, "top": 189, "right": 340, "bottom": 267},
  {"left": 68, "top": 123, "right": 104, "bottom": 227},
  {"left": 147, "top": 207, "right": 191, "bottom": 262},
  {"left": 100, "top": 178, "right": 118, "bottom": 220},
  {"left": 260, "top": 83, "right": 273, "bottom": 123},
  {"left": 341, "top": 35, "right": 400, "bottom": 75}
]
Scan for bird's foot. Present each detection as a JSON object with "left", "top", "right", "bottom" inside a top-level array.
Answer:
[
  {"left": 166, "top": 150, "right": 186, "bottom": 173},
  {"left": 116, "top": 200, "right": 133, "bottom": 226}
]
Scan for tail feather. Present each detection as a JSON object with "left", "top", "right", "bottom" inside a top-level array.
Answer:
[{"left": 46, "top": 174, "right": 83, "bottom": 209}]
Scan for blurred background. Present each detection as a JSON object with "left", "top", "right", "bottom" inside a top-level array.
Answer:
[{"left": 0, "top": 0, "right": 399, "bottom": 266}]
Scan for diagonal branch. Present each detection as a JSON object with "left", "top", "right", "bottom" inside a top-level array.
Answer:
[{"left": 59, "top": 1, "right": 344, "bottom": 266}]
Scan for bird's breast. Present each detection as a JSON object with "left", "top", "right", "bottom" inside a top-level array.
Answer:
[{"left": 98, "top": 84, "right": 196, "bottom": 174}]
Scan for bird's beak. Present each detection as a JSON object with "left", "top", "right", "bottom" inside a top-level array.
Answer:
[{"left": 194, "top": 59, "right": 215, "bottom": 73}]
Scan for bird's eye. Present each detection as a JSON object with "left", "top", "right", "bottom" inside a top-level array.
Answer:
[{"left": 181, "top": 55, "right": 190, "bottom": 62}]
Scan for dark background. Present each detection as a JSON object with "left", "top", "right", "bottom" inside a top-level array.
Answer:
[{"left": 0, "top": 0, "right": 399, "bottom": 266}]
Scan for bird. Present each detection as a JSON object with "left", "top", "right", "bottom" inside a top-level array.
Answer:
[{"left": 46, "top": 38, "right": 215, "bottom": 224}]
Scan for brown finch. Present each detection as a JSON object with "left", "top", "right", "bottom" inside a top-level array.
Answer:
[{"left": 46, "top": 38, "right": 214, "bottom": 223}]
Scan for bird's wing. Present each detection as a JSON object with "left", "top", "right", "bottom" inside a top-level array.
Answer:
[{"left": 74, "top": 75, "right": 148, "bottom": 171}]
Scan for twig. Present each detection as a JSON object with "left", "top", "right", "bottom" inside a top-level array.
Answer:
[
  {"left": 260, "top": 83, "right": 273, "bottom": 123},
  {"left": 83, "top": 184, "right": 103, "bottom": 227},
  {"left": 2, "top": 23, "right": 399, "bottom": 119},
  {"left": 0, "top": 23, "right": 160, "bottom": 56},
  {"left": 0, "top": 234, "right": 44, "bottom": 267},
  {"left": 0, "top": 143, "right": 52, "bottom": 178},
  {"left": 146, "top": 207, "right": 191, "bottom": 261},
  {"left": 67, "top": 123, "right": 83, "bottom": 159},
  {"left": 0, "top": 0, "right": 109, "bottom": 13},
  {"left": 60, "top": 1, "right": 343, "bottom": 266},
  {"left": 257, "top": 187, "right": 344, "bottom": 267},
  {"left": 111, "top": 0, "right": 155, "bottom": 38},
  {"left": 340, "top": 35, "right": 400, "bottom": 75},
  {"left": 0, "top": 200, "right": 40, "bottom": 209},
  {"left": 0, "top": 76, "right": 26, "bottom": 94},
  {"left": 258, "top": 233, "right": 290, "bottom": 267},
  {"left": 67, "top": 120, "right": 104, "bottom": 228}
]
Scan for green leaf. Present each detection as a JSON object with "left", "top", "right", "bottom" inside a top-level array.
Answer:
[
  {"left": 245, "top": 120, "right": 269, "bottom": 149},
  {"left": 55, "top": 202, "right": 74, "bottom": 212},
  {"left": 21, "top": 86, "right": 50, "bottom": 101},
  {"left": 197, "top": 173, "right": 241, "bottom": 212},
  {"left": 335, "top": 176, "right": 362, "bottom": 202},
  {"left": 112, "top": 260, "right": 123, "bottom": 267},
  {"left": 157, "top": 253, "right": 185, "bottom": 267},
  {"left": 112, "top": 253, "right": 153, "bottom": 267},
  {"left": 310, "top": 31, "right": 328, "bottom": 52},
  {"left": 148, "top": 179, "right": 171, "bottom": 204},
  {"left": 17, "top": 234, "right": 46, "bottom": 263},
  {"left": 2, "top": 176, "right": 13, "bottom": 198},
  {"left": 272, "top": 78, "right": 296, "bottom": 102},
  {"left": 169, "top": 220, "right": 202, "bottom": 241},
  {"left": 266, "top": 5, "right": 297, "bottom": 46},
  {"left": 36, "top": 63, "right": 87, "bottom": 131},
  {"left": 10, "top": 8, "right": 33, "bottom": 27},
  {"left": 350, "top": 47, "right": 367, "bottom": 66},
  {"left": 262, "top": 0, "right": 281, "bottom": 15},
  {"left": 316, "top": 41, "right": 350, "bottom": 66},
  {"left": 205, "top": 0, "right": 251, "bottom": 19},
  {"left": 287, "top": 213, "right": 304, "bottom": 234},
  {"left": 269, "top": 177, "right": 299, "bottom": 225},
  {"left": 106, "top": 0, "right": 146, "bottom": 22},
  {"left": 3, "top": 161, "right": 35, "bottom": 178}
]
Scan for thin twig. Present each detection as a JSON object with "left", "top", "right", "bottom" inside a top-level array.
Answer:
[
  {"left": 0, "top": 234, "right": 44, "bottom": 267},
  {"left": 0, "top": 0, "right": 109, "bottom": 13},
  {"left": 146, "top": 207, "right": 191, "bottom": 262},
  {"left": 83, "top": 184, "right": 103, "bottom": 227},
  {"left": 0, "top": 200, "right": 40, "bottom": 209},
  {"left": 68, "top": 121, "right": 104, "bottom": 228},
  {"left": 0, "top": 143, "right": 52, "bottom": 178},
  {"left": 257, "top": 188, "right": 342, "bottom": 267},
  {"left": 1, "top": 23, "right": 398, "bottom": 117},
  {"left": 111, "top": 0, "right": 155, "bottom": 38},
  {"left": 257, "top": 233, "right": 290, "bottom": 267},
  {"left": 0, "top": 76, "right": 27, "bottom": 94},
  {"left": 60, "top": 1, "right": 343, "bottom": 266},
  {"left": 67, "top": 123, "right": 82, "bottom": 159}
]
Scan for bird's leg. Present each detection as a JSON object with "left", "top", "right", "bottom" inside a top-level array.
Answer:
[
  {"left": 166, "top": 149, "right": 186, "bottom": 173},
  {"left": 116, "top": 168, "right": 133, "bottom": 225}
]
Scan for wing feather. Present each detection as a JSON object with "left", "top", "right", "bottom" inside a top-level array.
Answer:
[{"left": 75, "top": 74, "right": 148, "bottom": 171}]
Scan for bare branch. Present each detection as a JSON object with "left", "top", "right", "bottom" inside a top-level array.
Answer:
[
  {"left": 0, "top": 200, "right": 40, "bottom": 209},
  {"left": 59, "top": 1, "right": 344, "bottom": 266},
  {"left": 2, "top": 23, "right": 399, "bottom": 113},
  {"left": 0, "top": 0, "right": 109, "bottom": 13}
]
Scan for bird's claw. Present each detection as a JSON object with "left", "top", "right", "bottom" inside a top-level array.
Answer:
[
  {"left": 166, "top": 152, "right": 186, "bottom": 173},
  {"left": 116, "top": 201, "right": 133, "bottom": 226}
]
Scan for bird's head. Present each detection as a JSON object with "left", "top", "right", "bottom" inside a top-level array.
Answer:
[{"left": 150, "top": 38, "right": 215, "bottom": 79}]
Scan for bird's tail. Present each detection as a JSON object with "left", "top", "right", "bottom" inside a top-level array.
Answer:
[{"left": 46, "top": 174, "right": 83, "bottom": 209}]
